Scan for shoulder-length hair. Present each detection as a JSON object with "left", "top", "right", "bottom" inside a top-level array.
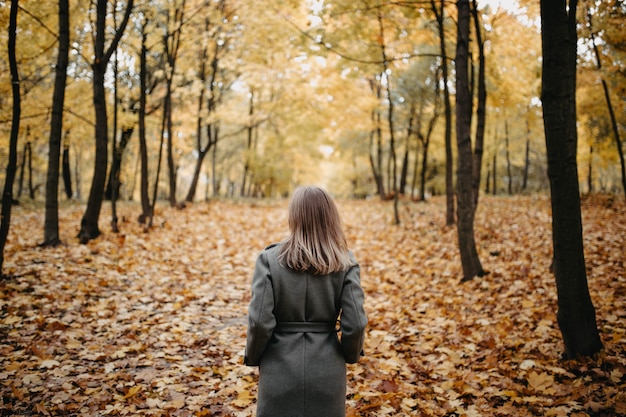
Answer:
[{"left": 278, "top": 186, "right": 353, "bottom": 275}]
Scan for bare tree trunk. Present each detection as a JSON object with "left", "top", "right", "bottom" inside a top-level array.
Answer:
[
  {"left": 505, "top": 120, "right": 513, "bottom": 195},
  {"left": 540, "top": 0, "right": 602, "bottom": 358},
  {"left": 18, "top": 136, "right": 28, "bottom": 198},
  {"left": 585, "top": 6, "right": 626, "bottom": 198},
  {"left": 62, "top": 135, "right": 72, "bottom": 199},
  {"left": 377, "top": 14, "right": 400, "bottom": 224},
  {"left": 79, "top": 0, "right": 133, "bottom": 243},
  {"left": 485, "top": 162, "right": 491, "bottom": 194},
  {"left": 587, "top": 145, "right": 593, "bottom": 194},
  {"left": 138, "top": 26, "right": 151, "bottom": 223},
  {"left": 1, "top": 0, "right": 20, "bottom": 275},
  {"left": 17, "top": 140, "right": 30, "bottom": 199},
  {"left": 522, "top": 121, "right": 530, "bottom": 191},
  {"left": 471, "top": 0, "right": 487, "bottom": 211},
  {"left": 399, "top": 144, "right": 409, "bottom": 196},
  {"left": 431, "top": 0, "right": 455, "bottom": 226},
  {"left": 148, "top": 99, "right": 168, "bottom": 229},
  {"left": 187, "top": 28, "right": 219, "bottom": 203},
  {"left": 455, "top": 0, "right": 485, "bottom": 281},
  {"left": 241, "top": 92, "right": 254, "bottom": 197},
  {"left": 27, "top": 142, "right": 34, "bottom": 199},
  {"left": 110, "top": 30, "right": 120, "bottom": 233},
  {"left": 163, "top": 1, "right": 186, "bottom": 208},
  {"left": 492, "top": 151, "right": 497, "bottom": 195},
  {"left": 105, "top": 126, "right": 133, "bottom": 200}
]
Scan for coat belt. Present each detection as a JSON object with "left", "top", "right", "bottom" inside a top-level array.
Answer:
[{"left": 274, "top": 321, "right": 337, "bottom": 333}]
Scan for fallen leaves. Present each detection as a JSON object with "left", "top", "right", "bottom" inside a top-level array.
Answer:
[{"left": 0, "top": 194, "right": 625, "bottom": 416}]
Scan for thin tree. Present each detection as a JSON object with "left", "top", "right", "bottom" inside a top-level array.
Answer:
[
  {"left": 43, "top": 0, "right": 70, "bottom": 247},
  {"left": 540, "top": 0, "right": 603, "bottom": 358},
  {"left": 455, "top": 0, "right": 485, "bottom": 281},
  {"left": 163, "top": 0, "right": 186, "bottom": 207},
  {"left": 377, "top": 13, "right": 400, "bottom": 224},
  {"left": 110, "top": 6, "right": 120, "bottom": 233},
  {"left": 138, "top": 21, "right": 151, "bottom": 223},
  {"left": 522, "top": 120, "right": 531, "bottom": 191},
  {"left": 584, "top": 4, "right": 626, "bottom": 198},
  {"left": 505, "top": 120, "right": 513, "bottom": 195},
  {"left": 470, "top": 0, "right": 487, "bottom": 211},
  {"left": 430, "top": 0, "right": 455, "bottom": 226},
  {"left": 417, "top": 66, "right": 441, "bottom": 202},
  {"left": 78, "top": 0, "right": 134, "bottom": 243},
  {"left": 62, "top": 130, "right": 72, "bottom": 199},
  {"left": 1, "top": 0, "right": 21, "bottom": 275}
]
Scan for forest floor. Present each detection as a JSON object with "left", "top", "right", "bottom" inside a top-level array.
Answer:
[{"left": 1, "top": 194, "right": 625, "bottom": 417}]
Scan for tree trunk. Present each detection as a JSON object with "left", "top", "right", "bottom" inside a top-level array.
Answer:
[
  {"left": 368, "top": 130, "right": 384, "bottom": 198},
  {"left": 62, "top": 138, "right": 72, "bottom": 199},
  {"left": 492, "top": 151, "right": 497, "bottom": 195},
  {"left": 431, "top": 0, "right": 455, "bottom": 226},
  {"left": 419, "top": 140, "right": 430, "bottom": 201},
  {"left": 79, "top": 0, "right": 133, "bottom": 243},
  {"left": 585, "top": 6, "right": 626, "bottom": 198},
  {"left": 105, "top": 126, "right": 133, "bottom": 200},
  {"left": 410, "top": 137, "right": 420, "bottom": 200},
  {"left": 418, "top": 85, "right": 440, "bottom": 202},
  {"left": 587, "top": 145, "right": 593, "bottom": 194},
  {"left": 148, "top": 99, "right": 168, "bottom": 229},
  {"left": 377, "top": 14, "right": 400, "bottom": 224},
  {"left": 540, "top": 0, "right": 603, "bottom": 359},
  {"left": 522, "top": 121, "right": 530, "bottom": 191},
  {"left": 27, "top": 141, "right": 34, "bottom": 199},
  {"left": 505, "top": 120, "right": 513, "bottom": 195},
  {"left": 188, "top": 30, "right": 219, "bottom": 203},
  {"left": 138, "top": 27, "right": 151, "bottom": 223},
  {"left": 164, "top": 1, "right": 186, "bottom": 208},
  {"left": 1, "top": 0, "right": 20, "bottom": 275},
  {"left": 470, "top": 0, "right": 487, "bottom": 211},
  {"left": 455, "top": 0, "right": 485, "bottom": 282},
  {"left": 485, "top": 162, "right": 491, "bottom": 194},
  {"left": 110, "top": 33, "right": 120, "bottom": 233},
  {"left": 18, "top": 139, "right": 27, "bottom": 198},
  {"left": 241, "top": 92, "right": 254, "bottom": 198},
  {"left": 399, "top": 144, "right": 409, "bottom": 196}
]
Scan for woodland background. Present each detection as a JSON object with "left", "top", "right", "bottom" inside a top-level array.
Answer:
[
  {"left": 1, "top": 0, "right": 625, "bottom": 415},
  {"left": 0, "top": 0, "right": 624, "bottom": 203}
]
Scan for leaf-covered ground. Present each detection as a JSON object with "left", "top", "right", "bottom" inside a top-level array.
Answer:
[{"left": 1, "top": 195, "right": 625, "bottom": 416}]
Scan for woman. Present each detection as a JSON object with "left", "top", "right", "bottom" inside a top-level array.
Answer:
[{"left": 245, "top": 185, "right": 368, "bottom": 417}]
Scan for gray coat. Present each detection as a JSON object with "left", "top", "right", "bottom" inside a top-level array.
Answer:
[{"left": 245, "top": 243, "right": 367, "bottom": 417}]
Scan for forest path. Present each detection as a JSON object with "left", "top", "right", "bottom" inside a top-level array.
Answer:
[{"left": 1, "top": 195, "right": 624, "bottom": 416}]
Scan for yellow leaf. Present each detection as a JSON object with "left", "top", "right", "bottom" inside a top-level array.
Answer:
[
  {"left": 231, "top": 389, "right": 254, "bottom": 408},
  {"left": 526, "top": 371, "right": 554, "bottom": 393},
  {"left": 124, "top": 385, "right": 142, "bottom": 399}
]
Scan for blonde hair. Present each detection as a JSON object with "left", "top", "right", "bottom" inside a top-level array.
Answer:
[{"left": 278, "top": 186, "right": 353, "bottom": 275}]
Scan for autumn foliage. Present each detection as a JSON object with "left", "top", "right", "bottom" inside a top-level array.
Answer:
[{"left": 1, "top": 195, "right": 625, "bottom": 416}]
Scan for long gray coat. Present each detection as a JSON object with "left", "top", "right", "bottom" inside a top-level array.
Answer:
[{"left": 244, "top": 243, "right": 367, "bottom": 417}]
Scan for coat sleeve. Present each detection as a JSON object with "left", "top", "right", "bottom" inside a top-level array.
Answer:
[
  {"left": 244, "top": 251, "right": 276, "bottom": 366},
  {"left": 339, "top": 260, "right": 368, "bottom": 364}
]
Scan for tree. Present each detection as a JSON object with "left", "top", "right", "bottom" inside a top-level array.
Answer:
[
  {"left": 470, "top": 0, "right": 487, "bottom": 210},
  {"left": 1, "top": 0, "right": 20, "bottom": 275},
  {"left": 455, "top": 0, "right": 485, "bottom": 281},
  {"left": 430, "top": 0, "right": 455, "bottom": 226},
  {"left": 42, "top": 0, "right": 70, "bottom": 247},
  {"left": 161, "top": 0, "right": 186, "bottom": 207},
  {"left": 583, "top": 2, "right": 625, "bottom": 197},
  {"left": 79, "top": 0, "right": 134, "bottom": 243},
  {"left": 540, "top": 0, "right": 603, "bottom": 358},
  {"left": 185, "top": 0, "right": 237, "bottom": 203}
]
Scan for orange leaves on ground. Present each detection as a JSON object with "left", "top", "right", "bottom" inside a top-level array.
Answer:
[{"left": 1, "top": 195, "right": 625, "bottom": 416}]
